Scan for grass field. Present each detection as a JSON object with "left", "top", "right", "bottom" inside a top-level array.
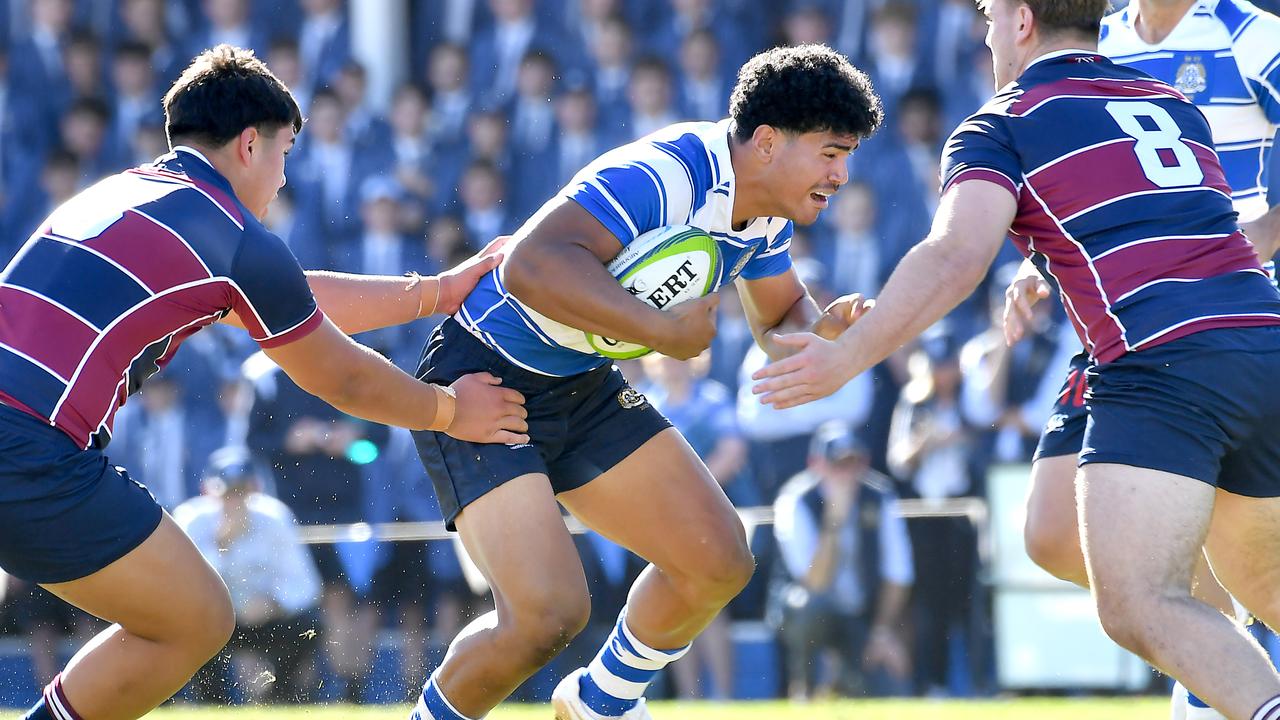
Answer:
[{"left": 141, "top": 698, "right": 1167, "bottom": 719}]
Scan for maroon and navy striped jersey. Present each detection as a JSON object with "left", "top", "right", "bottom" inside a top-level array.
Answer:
[
  {"left": 942, "top": 50, "right": 1280, "bottom": 364},
  {"left": 0, "top": 147, "right": 324, "bottom": 449}
]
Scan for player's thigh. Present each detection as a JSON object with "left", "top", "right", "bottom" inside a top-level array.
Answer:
[
  {"left": 557, "top": 427, "right": 751, "bottom": 582},
  {"left": 1078, "top": 463, "right": 1214, "bottom": 596},
  {"left": 1203, "top": 489, "right": 1280, "bottom": 627},
  {"left": 1023, "top": 455, "right": 1082, "bottom": 556},
  {"left": 453, "top": 472, "right": 589, "bottom": 620},
  {"left": 41, "top": 513, "right": 233, "bottom": 644}
]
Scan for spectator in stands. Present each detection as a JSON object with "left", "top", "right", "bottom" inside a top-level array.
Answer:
[
  {"left": 772, "top": 421, "right": 913, "bottom": 699},
  {"left": 297, "top": 0, "right": 349, "bottom": 95},
  {"left": 863, "top": 2, "right": 933, "bottom": 114},
  {"left": 177, "top": 447, "right": 323, "bottom": 704},
  {"left": 2, "top": 149, "right": 77, "bottom": 259},
  {"left": 424, "top": 42, "right": 473, "bottom": 149},
  {"left": 287, "top": 88, "right": 364, "bottom": 267},
  {"left": 244, "top": 352, "right": 385, "bottom": 703},
  {"left": 118, "top": 0, "right": 184, "bottom": 83},
  {"left": 11, "top": 0, "right": 74, "bottom": 105},
  {"left": 961, "top": 265, "right": 1072, "bottom": 465},
  {"left": 626, "top": 55, "right": 680, "bottom": 140},
  {"left": 266, "top": 38, "right": 311, "bottom": 114},
  {"left": 675, "top": 28, "right": 730, "bottom": 122},
  {"left": 507, "top": 50, "right": 559, "bottom": 220},
  {"left": 933, "top": 0, "right": 985, "bottom": 87},
  {"left": 641, "top": 352, "right": 751, "bottom": 700},
  {"left": 111, "top": 372, "right": 194, "bottom": 512},
  {"left": 458, "top": 159, "right": 509, "bottom": 250},
  {"left": 887, "top": 331, "right": 979, "bottom": 696},
  {"left": 551, "top": 87, "right": 608, "bottom": 187},
  {"left": 424, "top": 214, "right": 473, "bottom": 275},
  {"left": 189, "top": 0, "right": 268, "bottom": 60},
  {"left": 560, "top": 0, "right": 625, "bottom": 87},
  {"left": 737, "top": 263, "right": 875, "bottom": 499},
  {"left": 470, "top": 0, "right": 558, "bottom": 106},
  {"left": 58, "top": 96, "right": 119, "bottom": 187},
  {"left": 334, "top": 61, "right": 388, "bottom": 151},
  {"left": 779, "top": 3, "right": 834, "bottom": 47},
  {"left": 342, "top": 177, "right": 421, "bottom": 355},
  {"left": 131, "top": 121, "right": 169, "bottom": 165},
  {"left": 370, "top": 83, "right": 434, "bottom": 232},
  {"left": 585, "top": 14, "right": 635, "bottom": 133},
  {"left": 817, "top": 180, "right": 883, "bottom": 298},
  {"left": 61, "top": 31, "right": 106, "bottom": 108},
  {"left": 108, "top": 41, "right": 162, "bottom": 163}
]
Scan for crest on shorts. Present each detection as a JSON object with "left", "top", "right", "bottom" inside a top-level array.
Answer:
[
  {"left": 617, "top": 386, "right": 648, "bottom": 409},
  {"left": 1044, "top": 413, "right": 1068, "bottom": 434},
  {"left": 1174, "top": 56, "right": 1207, "bottom": 97}
]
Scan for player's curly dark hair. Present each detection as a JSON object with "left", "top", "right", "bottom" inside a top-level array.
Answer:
[
  {"left": 164, "top": 44, "right": 303, "bottom": 148},
  {"left": 729, "top": 44, "right": 883, "bottom": 143}
]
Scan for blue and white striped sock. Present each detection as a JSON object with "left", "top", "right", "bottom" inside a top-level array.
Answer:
[
  {"left": 579, "top": 608, "right": 691, "bottom": 716},
  {"left": 411, "top": 674, "right": 477, "bottom": 720}
]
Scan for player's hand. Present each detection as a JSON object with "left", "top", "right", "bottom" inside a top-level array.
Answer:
[
  {"left": 1003, "top": 275, "right": 1050, "bottom": 346},
  {"left": 751, "top": 332, "right": 854, "bottom": 409},
  {"left": 445, "top": 372, "right": 529, "bottom": 445},
  {"left": 863, "top": 626, "right": 911, "bottom": 679},
  {"left": 432, "top": 235, "right": 513, "bottom": 317},
  {"left": 812, "top": 293, "right": 875, "bottom": 341},
  {"left": 653, "top": 293, "right": 720, "bottom": 360}
]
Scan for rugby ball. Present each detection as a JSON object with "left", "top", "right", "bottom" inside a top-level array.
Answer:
[{"left": 585, "top": 225, "right": 722, "bottom": 359}]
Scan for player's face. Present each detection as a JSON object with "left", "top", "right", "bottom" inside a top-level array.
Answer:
[
  {"left": 245, "top": 126, "right": 295, "bottom": 220},
  {"left": 774, "top": 130, "right": 857, "bottom": 225},
  {"left": 984, "top": 0, "right": 1021, "bottom": 88}
]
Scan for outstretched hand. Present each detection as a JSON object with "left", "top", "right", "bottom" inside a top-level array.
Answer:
[
  {"left": 751, "top": 332, "right": 854, "bottom": 409},
  {"left": 433, "top": 235, "right": 513, "bottom": 316},
  {"left": 1002, "top": 275, "right": 1050, "bottom": 347}
]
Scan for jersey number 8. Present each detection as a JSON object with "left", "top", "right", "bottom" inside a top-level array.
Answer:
[{"left": 1105, "top": 100, "right": 1204, "bottom": 189}]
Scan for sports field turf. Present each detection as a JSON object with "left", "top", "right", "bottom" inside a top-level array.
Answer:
[{"left": 143, "top": 698, "right": 1166, "bottom": 719}]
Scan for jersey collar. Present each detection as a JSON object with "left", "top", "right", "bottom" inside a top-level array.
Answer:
[{"left": 1025, "top": 48, "right": 1104, "bottom": 71}]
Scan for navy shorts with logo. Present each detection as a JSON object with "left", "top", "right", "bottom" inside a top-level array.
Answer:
[
  {"left": 1033, "top": 351, "right": 1090, "bottom": 462},
  {"left": 0, "top": 404, "right": 163, "bottom": 583},
  {"left": 1081, "top": 326, "right": 1280, "bottom": 496},
  {"left": 412, "top": 319, "right": 673, "bottom": 530}
]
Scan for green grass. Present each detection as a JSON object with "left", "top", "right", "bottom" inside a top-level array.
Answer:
[{"left": 144, "top": 698, "right": 1167, "bottom": 719}]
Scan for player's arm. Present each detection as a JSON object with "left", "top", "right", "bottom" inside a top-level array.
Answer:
[
  {"left": 752, "top": 179, "right": 1018, "bottom": 408},
  {"left": 502, "top": 197, "right": 719, "bottom": 360},
  {"left": 220, "top": 237, "right": 508, "bottom": 334},
  {"left": 736, "top": 270, "right": 820, "bottom": 360},
  {"left": 261, "top": 317, "right": 528, "bottom": 443}
]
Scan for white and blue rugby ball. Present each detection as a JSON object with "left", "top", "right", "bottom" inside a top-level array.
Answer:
[{"left": 585, "top": 225, "right": 722, "bottom": 359}]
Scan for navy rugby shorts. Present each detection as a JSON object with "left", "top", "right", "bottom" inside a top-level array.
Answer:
[
  {"left": 1080, "top": 326, "right": 1280, "bottom": 496},
  {"left": 0, "top": 404, "right": 163, "bottom": 583},
  {"left": 412, "top": 319, "right": 672, "bottom": 530},
  {"left": 1033, "top": 351, "right": 1090, "bottom": 462}
]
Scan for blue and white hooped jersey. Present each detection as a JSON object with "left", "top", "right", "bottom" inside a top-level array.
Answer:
[
  {"left": 456, "top": 119, "right": 795, "bottom": 377},
  {"left": 1101, "top": 0, "right": 1280, "bottom": 223}
]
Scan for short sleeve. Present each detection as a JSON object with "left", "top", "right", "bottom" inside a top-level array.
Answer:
[
  {"left": 940, "top": 112, "right": 1023, "bottom": 199},
  {"left": 1234, "top": 9, "right": 1280, "bottom": 123},
  {"left": 562, "top": 136, "right": 707, "bottom": 246},
  {"left": 739, "top": 221, "right": 794, "bottom": 280},
  {"left": 228, "top": 224, "right": 324, "bottom": 348}
]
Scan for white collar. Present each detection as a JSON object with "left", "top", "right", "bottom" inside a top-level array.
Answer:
[
  {"left": 1025, "top": 48, "right": 1100, "bottom": 71},
  {"left": 172, "top": 144, "right": 217, "bottom": 170}
]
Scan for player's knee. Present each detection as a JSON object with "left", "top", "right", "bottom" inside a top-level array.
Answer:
[
  {"left": 506, "top": 590, "right": 590, "bottom": 667},
  {"left": 678, "top": 530, "right": 755, "bottom": 605},
  {"left": 1093, "top": 586, "right": 1160, "bottom": 657},
  {"left": 193, "top": 584, "right": 237, "bottom": 660},
  {"left": 1024, "top": 514, "right": 1081, "bottom": 582}
]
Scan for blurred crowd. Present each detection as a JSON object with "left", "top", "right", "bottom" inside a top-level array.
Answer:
[{"left": 1, "top": 0, "right": 1279, "bottom": 706}]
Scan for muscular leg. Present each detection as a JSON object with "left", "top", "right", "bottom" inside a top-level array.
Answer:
[
  {"left": 1025, "top": 455, "right": 1235, "bottom": 616},
  {"left": 557, "top": 428, "right": 755, "bottom": 651},
  {"left": 39, "top": 514, "right": 236, "bottom": 720},
  {"left": 1079, "top": 464, "right": 1280, "bottom": 719},
  {"left": 429, "top": 473, "right": 592, "bottom": 718},
  {"left": 1203, "top": 491, "right": 1280, "bottom": 636}
]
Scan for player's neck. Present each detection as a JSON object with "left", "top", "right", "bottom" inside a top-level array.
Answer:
[
  {"left": 726, "top": 137, "right": 772, "bottom": 228},
  {"left": 1132, "top": 0, "right": 1197, "bottom": 44},
  {"left": 1017, "top": 37, "right": 1098, "bottom": 78}
]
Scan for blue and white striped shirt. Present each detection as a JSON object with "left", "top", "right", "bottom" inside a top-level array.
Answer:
[
  {"left": 1101, "top": 0, "right": 1280, "bottom": 222},
  {"left": 456, "top": 120, "right": 795, "bottom": 376}
]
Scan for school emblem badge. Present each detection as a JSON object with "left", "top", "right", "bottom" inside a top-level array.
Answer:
[
  {"left": 1174, "top": 56, "right": 1207, "bottom": 97},
  {"left": 617, "top": 386, "right": 648, "bottom": 409}
]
